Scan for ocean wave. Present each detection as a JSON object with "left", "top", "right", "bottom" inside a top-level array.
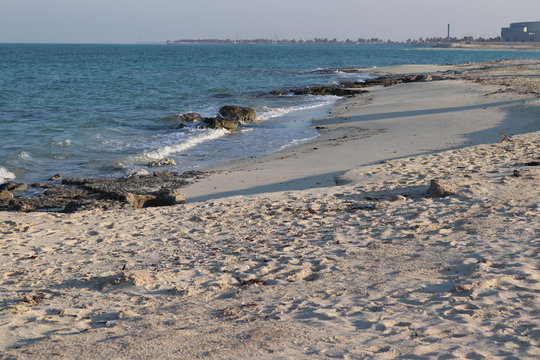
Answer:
[
  {"left": 0, "top": 167, "right": 16, "bottom": 184},
  {"left": 130, "top": 128, "right": 229, "bottom": 162},
  {"left": 257, "top": 95, "right": 339, "bottom": 121},
  {"left": 276, "top": 135, "right": 320, "bottom": 152},
  {"left": 45, "top": 139, "right": 72, "bottom": 148}
]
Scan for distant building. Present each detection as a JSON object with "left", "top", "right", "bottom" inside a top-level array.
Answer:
[{"left": 501, "top": 22, "right": 540, "bottom": 41}]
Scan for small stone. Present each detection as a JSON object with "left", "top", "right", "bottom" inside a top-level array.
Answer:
[
  {"left": 0, "top": 190, "right": 14, "bottom": 200},
  {"left": 11, "top": 183, "right": 28, "bottom": 192},
  {"left": 179, "top": 112, "right": 202, "bottom": 123},
  {"left": 147, "top": 158, "right": 177, "bottom": 167},
  {"left": 174, "top": 113, "right": 202, "bottom": 128},
  {"left": 118, "top": 309, "right": 140, "bottom": 319},
  {"left": 391, "top": 194, "right": 407, "bottom": 201},
  {"left": 0, "top": 182, "right": 28, "bottom": 192},
  {"left": 49, "top": 173, "right": 63, "bottom": 181},
  {"left": 427, "top": 179, "right": 455, "bottom": 198},
  {"left": 63, "top": 202, "right": 80, "bottom": 213}
]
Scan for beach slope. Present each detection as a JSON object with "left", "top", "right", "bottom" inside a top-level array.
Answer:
[{"left": 1, "top": 60, "right": 539, "bottom": 359}]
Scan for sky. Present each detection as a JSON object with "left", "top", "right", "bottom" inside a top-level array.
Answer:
[{"left": 1, "top": 0, "right": 540, "bottom": 43}]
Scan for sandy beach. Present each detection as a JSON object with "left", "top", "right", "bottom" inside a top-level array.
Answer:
[{"left": 1, "top": 59, "right": 539, "bottom": 359}]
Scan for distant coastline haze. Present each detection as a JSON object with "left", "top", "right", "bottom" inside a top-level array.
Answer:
[{"left": 1, "top": 0, "right": 540, "bottom": 43}]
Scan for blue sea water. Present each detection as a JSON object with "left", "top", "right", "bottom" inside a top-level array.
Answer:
[{"left": 1, "top": 43, "right": 539, "bottom": 184}]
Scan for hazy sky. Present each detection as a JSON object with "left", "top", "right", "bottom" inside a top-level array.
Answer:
[{"left": 2, "top": 0, "right": 540, "bottom": 43}]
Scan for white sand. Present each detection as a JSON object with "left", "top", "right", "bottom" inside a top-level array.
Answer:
[{"left": 1, "top": 60, "right": 539, "bottom": 359}]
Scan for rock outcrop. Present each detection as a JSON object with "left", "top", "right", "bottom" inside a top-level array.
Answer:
[
  {"left": 175, "top": 113, "right": 202, "bottom": 128},
  {"left": 0, "top": 190, "right": 14, "bottom": 200},
  {"left": 203, "top": 117, "right": 240, "bottom": 131},
  {"left": 218, "top": 106, "right": 257, "bottom": 123},
  {"left": 0, "top": 171, "right": 208, "bottom": 213},
  {"left": 427, "top": 179, "right": 456, "bottom": 198},
  {"left": 124, "top": 188, "right": 185, "bottom": 208},
  {"left": 271, "top": 85, "right": 368, "bottom": 97},
  {"left": 0, "top": 182, "right": 28, "bottom": 192},
  {"left": 271, "top": 74, "right": 439, "bottom": 97}
]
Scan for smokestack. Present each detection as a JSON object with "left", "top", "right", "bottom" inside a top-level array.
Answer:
[{"left": 447, "top": 24, "right": 450, "bottom": 39}]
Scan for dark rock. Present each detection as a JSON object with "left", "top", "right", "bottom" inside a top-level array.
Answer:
[
  {"left": 179, "top": 112, "right": 202, "bottom": 123},
  {"left": 43, "top": 185, "right": 90, "bottom": 199},
  {"left": 8, "top": 199, "right": 34, "bottom": 212},
  {"left": 156, "top": 188, "right": 185, "bottom": 204},
  {"left": 218, "top": 106, "right": 257, "bottom": 123},
  {"left": 124, "top": 188, "right": 185, "bottom": 208},
  {"left": 0, "top": 182, "right": 28, "bottom": 192},
  {"left": 402, "top": 74, "right": 432, "bottom": 83},
  {"left": 174, "top": 113, "right": 202, "bottom": 128},
  {"left": 63, "top": 171, "right": 188, "bottom": 200},
  {"left": 12, "top": 183, "right": 28, "bottom": 192},
  {"left": 123, "top": 193, "right": 155, "bottom": 208},
  {"left": 270, "top": 74, "right": 440, "bottom": 99},
  {"left": 203, "top": 117, "right": 239, "bottom": 131},
  {"left": 181, "top": 170, "right": 209, "bottom": 179},
  {"left": 62, "top": 202, "right": 80, "bottom": 213},
  {"left": 362, "top": 77, "right": 402, "bottom": 87},
  {"left": 147, "top": 158, "right": 177, "bottom": 167},
  {"left": 271, "top": 85, "right": 368, "bottom": 97},
  {"left": 0, "top": 182, "right": 15, "bottom": 191},
  {"left": 49, "top": 173, "right": 63, "bottom": 181},
  {"left": 0, "top": 171, "right": 193, "bottom": 213},
  {"left": 427, "top": 179, "right": 456, "bottom": 198}
]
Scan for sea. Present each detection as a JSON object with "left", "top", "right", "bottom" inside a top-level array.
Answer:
[{"left": 1, "top": 43, "right": 539, "bottom": 185}]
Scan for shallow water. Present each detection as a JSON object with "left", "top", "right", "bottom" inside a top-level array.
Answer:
[{"left": 1, "top": 44, "right": 539, "bottom": 184}]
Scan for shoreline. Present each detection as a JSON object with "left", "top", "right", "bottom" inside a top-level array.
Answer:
[
  {"left": 1, "top": 59, "right": 539, "bottom": 358},
  {"left": 178, "top": 60, "right": 540, "bottom": 202},
  {"left": 0, "top": 60, "right": 540, "bottom": 211}
]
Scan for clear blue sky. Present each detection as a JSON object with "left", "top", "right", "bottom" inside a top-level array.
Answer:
[{"left": 1, "top": 0, "right": 540, "bottom": 43}]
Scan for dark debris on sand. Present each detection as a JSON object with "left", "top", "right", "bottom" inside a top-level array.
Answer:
[{"left": 0, "top": 171, "right": 210, "bottom": 213}]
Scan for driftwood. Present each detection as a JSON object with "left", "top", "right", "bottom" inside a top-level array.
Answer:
[{"left": 499, "top": 132, "right": 513, "bottom": 142}]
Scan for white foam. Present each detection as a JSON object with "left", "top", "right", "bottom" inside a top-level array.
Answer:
[
  {"left": 56, "top": 139, "right": 72, "bottom": 147},
  {"left": 0, "top": 167, "right": 16, "bottom": 184},
  {"left": 131, "top": 128, "right": 229, "bottom": 162},
  {"left": 17, "top": 151, "right": 31, "bottom": 160},
  {"left": 336, "top": 71, "right": 374, "bottom": 81},
  {"left": 257, "top": 95, "right": 339, "bottom": 121}
]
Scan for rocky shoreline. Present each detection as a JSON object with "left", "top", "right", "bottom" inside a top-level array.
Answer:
[
  {"left": 0, "top": 171, "right": 210, "bottom": 213},
  {"left": 0, "top": 73, "right": 438, "bottom": 213}
]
